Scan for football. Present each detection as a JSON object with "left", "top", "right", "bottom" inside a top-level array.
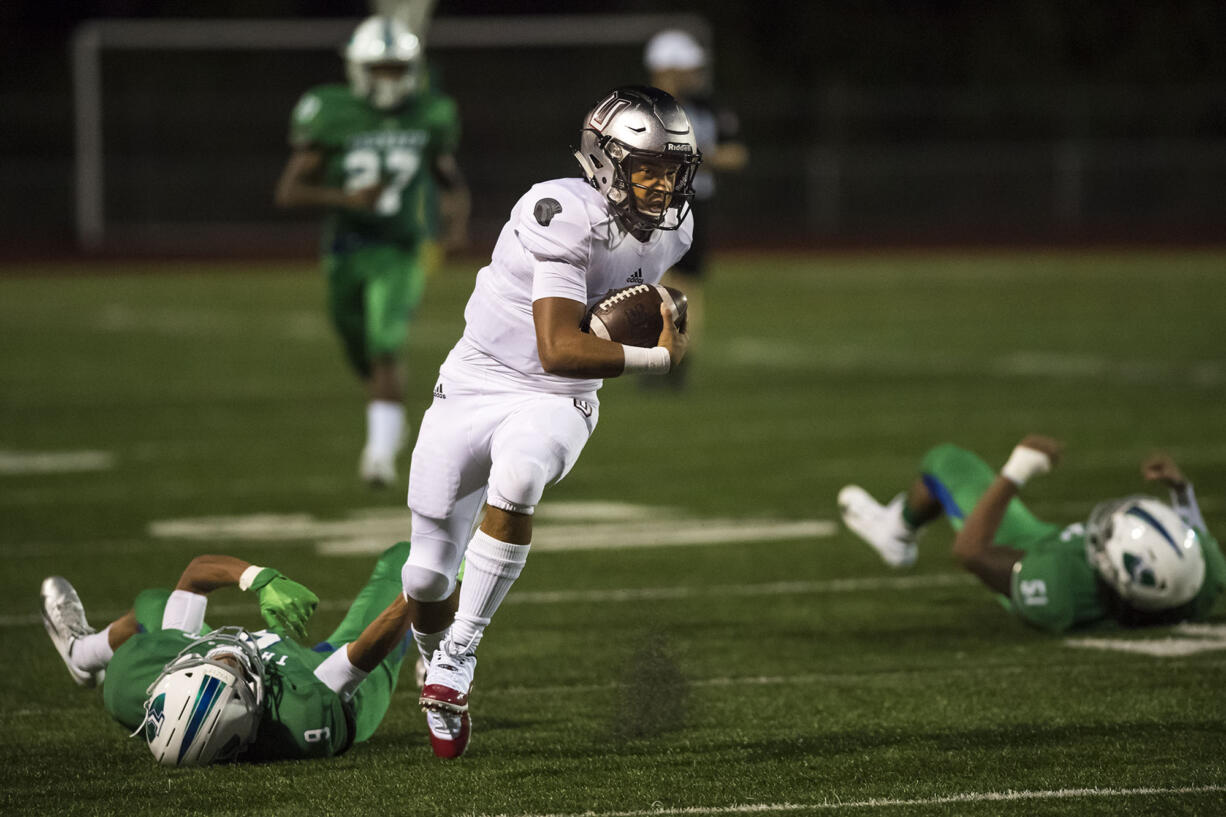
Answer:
[{"left": 582, "top": 284, "right": 687, "bottom": 348}]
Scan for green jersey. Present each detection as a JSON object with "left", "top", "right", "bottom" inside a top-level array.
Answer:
[
  {"left": 920, "top": 443, "right": 1226, "bottom": 633},
  {"left": 105, "top": 628, "right": 352, "bottom": 761},
  {"left": 1009, "top": 524, "right": 1226, "bottom": 633},
  {"left": 289, "top": 83, "right": 460, "bottom": 251}
]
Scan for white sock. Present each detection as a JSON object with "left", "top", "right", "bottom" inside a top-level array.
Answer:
[
  {"left": 366, "top": 400, "right": 406, "bottom": 458},
  {"left": 412, "top": 625, "right": 448, "bottom": 664},
  {"left": 313, "top": 644, "right": 370, "bottom": 702},
  {"left": 445, "top": 530, "right": 531, "bottom": 655},
  {"left": 71, "top": 625, "right": 114, "bottom": 672}
]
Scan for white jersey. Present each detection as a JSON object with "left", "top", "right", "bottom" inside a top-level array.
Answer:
[{"left": 439, "top": 177, "right": 693, "bottom": 397}]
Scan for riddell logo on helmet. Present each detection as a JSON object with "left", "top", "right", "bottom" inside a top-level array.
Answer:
[{"left": 664, "top": 143, "right": 693, "bottom": 153}]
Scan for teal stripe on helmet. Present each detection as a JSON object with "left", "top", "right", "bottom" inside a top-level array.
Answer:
[{"left": 178, "top": 675, "right": 223, "bottom": 764}]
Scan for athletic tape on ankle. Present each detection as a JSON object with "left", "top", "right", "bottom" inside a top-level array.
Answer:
[
  {"left": 622, "top": 345, "right": 671, "bottom": 374},
  {"left": 1001, "top": 446, "right": 1052, "bottom": 487}
]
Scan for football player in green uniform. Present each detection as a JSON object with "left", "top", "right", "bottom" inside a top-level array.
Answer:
[
  {"left": 275, "top": 15, "right": 469, "bottom": 488},
  {"left": 39, "top": 542, "right": 447, "bottom": 765},
  {"left": 838, "top": 435, "right": 1225, "bottom": 632}
]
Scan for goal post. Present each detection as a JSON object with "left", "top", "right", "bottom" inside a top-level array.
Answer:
[{"left": 71, "top": 14, "right": 711, "bottom": 250}]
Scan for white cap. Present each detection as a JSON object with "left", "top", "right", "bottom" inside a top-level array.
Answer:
[{"left": 644, "top": 29, "right": 706, "bottom": 72}]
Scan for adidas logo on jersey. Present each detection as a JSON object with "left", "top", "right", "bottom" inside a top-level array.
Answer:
[
  {"left": 626, "top": 268, "right": 644, "bottom": 284},
  {"left": 433, "top": 382, "right": 446, "bottom": 400}
]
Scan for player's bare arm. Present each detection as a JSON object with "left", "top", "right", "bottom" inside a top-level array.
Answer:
[
  {"left": 346, "top": 594, "right": 415, "bottom": 672},
  {"left": 174, "top": 554, "right": 319, "bottom": 639},
  {"left": 274, "top": 148, "right": 382, "bottom": 211},
  {"left": 174, "top": 553, "right": 254, "bottom": 593},
  {"left": 432, "top": 153, "right": 470, "bottom": 249},
  {"left": 1142, "top": 452, "right": 1187, "bottom": 490},
  {"left": 535, "top": 298, "right": 686, "bottom": 377},
  {"left": 952, "top": 435, "right": 1062, "bottom": 594},
  {"left": 533, "top": 297, "right": 635, "bottom": 378}
]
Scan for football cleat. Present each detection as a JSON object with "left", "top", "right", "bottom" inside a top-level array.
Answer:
[
  {"left": 838, "top": 485, "right": 919, "bottom": 568},
  {"left": 359, "top": 447, "right": 398, "bottom": 488},
  {"left": 40, "top": 576, "right": 103, "bottom": 688},
  {"left": 419, "top": 647, "right": 476, "bottom": 714},
  {"left": 424, "top": 708, "right": 471, "bottom": 759}
]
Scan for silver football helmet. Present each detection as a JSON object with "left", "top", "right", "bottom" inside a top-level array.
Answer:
[
  {"left": 573, "top": 86, "right": 702, "bottom": 233},
  {"left": 1085, "top": 496, "right": 1206, "bottom": 612},
  {"left": 137, "top": 627, "right": 266, "bottom": 766},
  {"left": 344, "top": 16, "right": 422, "bottom": 110}
]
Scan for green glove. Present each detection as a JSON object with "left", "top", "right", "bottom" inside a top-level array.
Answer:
[{"left": 245, "top": 567, "right": 319, "bottom": 641}]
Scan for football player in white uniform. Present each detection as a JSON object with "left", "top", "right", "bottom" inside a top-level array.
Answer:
[{"left": 400, "top": 86, "right": 702, "bottom": 758}]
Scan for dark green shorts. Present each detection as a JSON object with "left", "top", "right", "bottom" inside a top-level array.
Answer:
[{"left": 325, "top": 244, "right": 426, "bottom": 377}]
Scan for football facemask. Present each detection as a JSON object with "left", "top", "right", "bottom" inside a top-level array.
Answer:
[
  {"left": 1085, "top": 496, "right": 1206, "bottom": 612},
  {"left": 344, "top": 16, "right": 422, "bottom": 110},
  {"left": 136, "top": 627, "right": 266, "bottom": 766}
]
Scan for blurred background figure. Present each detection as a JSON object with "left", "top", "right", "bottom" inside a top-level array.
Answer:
[
  {"left": 275, "top": 15, "right": 468, "bottom": 489},
  {"left": 643, "top": 28, "right": 748, "bottom": 389},
  {"left": 372, "top": 0, "right": 438, "bottom": 43}
]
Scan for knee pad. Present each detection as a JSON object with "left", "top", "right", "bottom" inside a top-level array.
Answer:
[
  {"left": 401, "top": 563, "right": 455, "bottom": 603},
  {"left": 487, "top": 457, "right": 549, "bottom": 515}
]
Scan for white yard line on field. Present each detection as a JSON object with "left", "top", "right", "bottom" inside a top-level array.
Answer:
[
  {"left": 1065, "top": 623, "right": 1226, "bottom": 657},
  {"left": 0, "top": 450, "right": 114, "bottom": 475},
  {"left": 476, "top": 785, "right": 1226, "bottom": 817},
  {"left": 140, "top": 501, "right": 834, "bottom": 557},
  {"left": 720, "top": 339, "right": 1225, "bottom": 388}
]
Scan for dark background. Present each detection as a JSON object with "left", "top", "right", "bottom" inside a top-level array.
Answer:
[{"left": 3, "top": 1, "right": 1225, "bottom": 254}]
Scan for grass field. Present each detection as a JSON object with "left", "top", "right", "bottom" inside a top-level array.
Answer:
[{"left": 2, "top": 250, "right": 1225, "bottom": 816}]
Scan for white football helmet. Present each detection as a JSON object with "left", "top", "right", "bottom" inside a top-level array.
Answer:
[
  {"left": 344, "top": 16, "right": 422, "bottom": 110},
  {"left": 1085, "top": 496, "right": 1206, "bottom": 612},
  {"left": 644, "top": 29, "right": 707, "bottom": 72},
  {"left": 573, "top": 86, "right": 702, "bottom": 233},
  {"left": 137, "top": 627, "right": 266, "bottom": 766}
]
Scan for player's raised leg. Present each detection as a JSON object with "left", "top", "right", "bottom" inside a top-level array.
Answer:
[
  {"left": 41, "top": 575, "right": 149, "bottom": 689},
  {"left": 838, "top": 483, "right": 934, "bottom": 568}
]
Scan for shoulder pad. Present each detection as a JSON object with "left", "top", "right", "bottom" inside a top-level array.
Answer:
[
  {"left": 513, "top": 181, "right": 597, "bottom": 267},
  {"left": 288, "top": 85, "right": 353, "bottom": 149}
]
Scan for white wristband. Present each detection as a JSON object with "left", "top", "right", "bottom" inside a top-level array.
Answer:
[
  {"left": 621, "top": 345, "right": 671, "bottom": 375},
  {"left": 1000, "top": 446, "right": 1052, "bottom": 487},
  {"left": 238, "top": 565, "right": 266, "bottom": 592}
]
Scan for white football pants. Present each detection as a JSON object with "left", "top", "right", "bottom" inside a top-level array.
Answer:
[{"left": 401, "top": 385, "right": 599, "bottom": 602}]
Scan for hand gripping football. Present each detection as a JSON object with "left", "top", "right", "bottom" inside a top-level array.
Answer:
[{"left": 582, "top": 284, "right": 687, "bottom": 348}]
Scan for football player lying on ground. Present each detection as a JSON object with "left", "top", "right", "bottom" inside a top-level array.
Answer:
[
  {"left": 839, "top": 435, "right": 1225, "bottom": 632},
  {"left": 40, "top": 541, "right": 452, "bottom": 765}
]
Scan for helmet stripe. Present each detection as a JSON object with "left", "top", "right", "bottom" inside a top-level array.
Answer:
[
  {"left": 177, "top": 675, "right": 224, "bottom": 764},
  {"left": 1125, "top": 506, "right": 1183, "bottom": 558}
]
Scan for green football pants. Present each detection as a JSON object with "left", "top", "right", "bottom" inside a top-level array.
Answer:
[{"left": 920, "top": 444, "right": 1061, "bottom": 550}]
